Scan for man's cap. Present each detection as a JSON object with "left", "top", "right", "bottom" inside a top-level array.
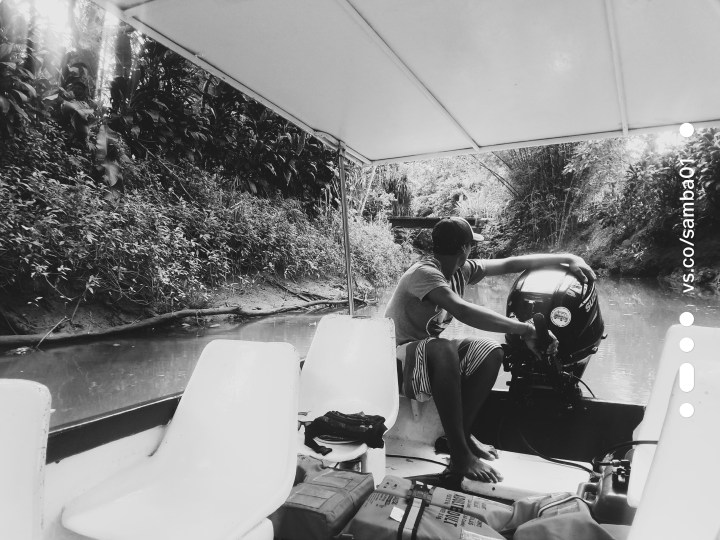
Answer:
[{"left": 432, "top": 217, "right": 484, "bottom": 255}]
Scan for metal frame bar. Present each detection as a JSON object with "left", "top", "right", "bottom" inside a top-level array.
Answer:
[
  {"left": 339, "top": 0, "right": 483, "bottom": 153},
  {"left": 337, "top": 144, "right": 355, "bottom": 316},
  {"left": 603, "top": 0, "right": 629, "bottom": 136},
  {"left": 368, "top": 119, "right": 720, "bottom": 165},
  {"left": 90, "top": 0, "right": 372, "bottom": 166},
  {"left": 47, "top": 393, "right": 181, "bottom": 463},
  {"left": 93, "top": 0, "right": 720, "bottom": 168},
  {"left": 44, "top": 389, "right": 643, "bottom": 465},
  {"left": 110, "top": 0, "right": 158, "bottom": 10}
]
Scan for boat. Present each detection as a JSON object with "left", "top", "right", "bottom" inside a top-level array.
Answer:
[{"left": 2, "top": 1, "right": 720, "bottom": 539}]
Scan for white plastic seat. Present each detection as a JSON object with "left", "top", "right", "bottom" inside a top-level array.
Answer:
[
  {"left": 62, "top": 340, "right": 300, "bottom": 540},
  {"left": 298, "top": 315, "right": 398, "bottom": 481},
  {"left": 627, "top": 325, "right": 720, "bottom": 540},
  {"left": 628, "top": 325, "right": 719, "bottom": 507},
  {"left": 0, "top": 379, "right": 52, "bottom": 540}
]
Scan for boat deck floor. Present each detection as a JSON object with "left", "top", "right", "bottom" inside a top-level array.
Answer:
[{"left": 385, "top": 437, "right": 591, "bottom": 500}]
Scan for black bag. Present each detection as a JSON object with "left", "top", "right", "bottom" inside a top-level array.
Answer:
[{"left": 304, "top": 411, "right": 387, "bottom": 455}]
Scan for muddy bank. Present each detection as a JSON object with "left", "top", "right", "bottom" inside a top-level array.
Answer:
[{"left": 0, "top": 275, "right": 376, "bottom": 346}]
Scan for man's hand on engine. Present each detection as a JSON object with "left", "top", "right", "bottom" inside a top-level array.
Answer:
[
  {"left": 568, "top": 255, "right": 596, "bottom": 284},
  {"left": 521, "top": 320, "right": 559, "bottom": 359}
]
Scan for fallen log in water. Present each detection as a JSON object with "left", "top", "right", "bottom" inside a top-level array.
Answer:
[{"left": 0, "top": 298, "right": 366, "bottom": 349}]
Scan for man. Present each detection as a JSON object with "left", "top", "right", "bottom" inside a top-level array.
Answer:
[{"left": 384, "top": 217, "right": 595, "bottom": 483}]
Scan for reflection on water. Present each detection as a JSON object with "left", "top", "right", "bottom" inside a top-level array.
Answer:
[
  {"left": 1, "top": 277, "right": 719, "bottom": 427},
  {"left": 0, "top": 314, "right": 324, "bottom": 428}
]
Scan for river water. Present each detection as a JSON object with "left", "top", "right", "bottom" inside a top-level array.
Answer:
[{"left": 1, "top": 276, "right": 719, "bottom": 428}]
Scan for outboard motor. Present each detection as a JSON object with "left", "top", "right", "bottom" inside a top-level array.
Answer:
[{"left": 503, "top": 267, "right": 605, "bottom": 405}]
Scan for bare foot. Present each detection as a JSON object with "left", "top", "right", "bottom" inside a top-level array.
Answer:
[
  {"left": 468, "top": 434, "right": 499, "bottom": 461},
  {"left": 451, "top": 456, "right": 503, "bottom": 483}
]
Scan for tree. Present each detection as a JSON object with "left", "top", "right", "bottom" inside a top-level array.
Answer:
[
  {"left": 686, "top": 128, "right": 720, "bottom": 215},
  {"left": 405, "top": 155, "right": 504, "bottom": 217},
  {"left": 495, "top": 144, "right": 576, "bottom": 248}
]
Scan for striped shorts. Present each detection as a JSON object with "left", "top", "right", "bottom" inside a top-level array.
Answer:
[{"left": 396, "top": 337, "right": 502, "bottom": 402}]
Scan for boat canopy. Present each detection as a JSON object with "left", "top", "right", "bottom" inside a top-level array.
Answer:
[{"left": 96, "top": 0, "right": 720, "bottom": 164}]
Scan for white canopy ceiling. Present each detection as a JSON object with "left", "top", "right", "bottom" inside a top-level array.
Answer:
[{"left": 96, "top": 0, "right": 720, "bottom": 164}]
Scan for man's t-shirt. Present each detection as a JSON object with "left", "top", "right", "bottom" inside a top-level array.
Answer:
[{"left": 384, "top": 257, "right": 487, "bottom": 345}]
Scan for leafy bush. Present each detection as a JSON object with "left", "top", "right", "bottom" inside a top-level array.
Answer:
[
  {"left": 0, "top": 173, "right": 226, "bottom": 311},
  {"left": 229, "top": 193, "right": 340, "bottom": 278},
  {"left": 685, "top": 128, "right": 720, "bottom": 214},
  {"left": 341, "top": 216, "right": 414, "bottom": 286},
  {"left": 0, "top": 122, "right": 89, "bottom": 181},
  {"left": 0, "top": 0, "right": 413, "bottom": 319},
  {"left": 612, "top": 130, "right": 720, "bottom": 245},
  {"left": 228, "top": 195, "right": 413, "bottom": 286},
  {"left": 614, "top": 154, "right": 680, "bottom": 243},
  {"left": 1, "top": 133, "right": 412, "bottom": 313}
]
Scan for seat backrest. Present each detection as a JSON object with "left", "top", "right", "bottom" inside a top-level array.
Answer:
[
  {"left": 155, "top": 340, "right": 299, "bottom": 490},
  {"left": 627, "top": 354, "right": 720, "bottom": 539},
  {"left": 628, "top": 325, "right": 717, "bottom": 507},
  {"left": 632, "top": 325, "right": 717, "bottom": 440},
  {"left": 0, "top": 379, "right": 52, "bottom": 540},
  {"left": 299, "top": 315, "right": 398, "bottom": 427}
]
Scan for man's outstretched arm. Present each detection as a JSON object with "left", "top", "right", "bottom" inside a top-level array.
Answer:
[
  {"left": 481, "top": 254, "right": 596, "bottom": 283},
  {"left": 425, "top": 286, "right": 535, "bottom": 337}
]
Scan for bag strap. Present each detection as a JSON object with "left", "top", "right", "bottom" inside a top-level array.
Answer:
[
  {"left": 395, "top": 482, "right": 431, "bottom": 540},
  {"left": 397, "top": 495, "right": 427, "bottom": 540},
  {"left": 410, "top": 500, "right": 429, "bottom": 540},
  {"left": 396, "top": 494, "right": 415, "bottom": 540}
]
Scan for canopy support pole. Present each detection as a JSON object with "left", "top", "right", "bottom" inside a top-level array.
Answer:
[
  {"left": 603, "top": 0, "right": 629, "bottom": 136},
  {"left": 338, "top": 144, "right": 355, "bottom": 316}
]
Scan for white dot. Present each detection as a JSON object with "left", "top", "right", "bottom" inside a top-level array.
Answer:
[
  {"left": 678, "top": 363, "right": 695, "bottom": 392},
  {"left": 679, "top": 403, "right": 694, "bottom": 417},
  {"left": 679, "top": 123, "right": 695, "bottom": 137},
  {"left": 679, "top": 312, "right": 694, "bottom": 326},
  {"left": 679, "top": 337, "right": 694, "bottom": 352}
]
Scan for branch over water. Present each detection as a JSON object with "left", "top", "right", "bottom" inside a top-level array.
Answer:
[{"left": 0, "top": 298, "right": 366, "bottom": 348}]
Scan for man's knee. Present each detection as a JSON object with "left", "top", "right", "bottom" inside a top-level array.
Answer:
[
  {"left": 477, "top": 347, "right": 504, "bottom": 378},
  {"left": 487, "top": 347, "right": 504, "bottom": 368},
  {"left": 425, "top": 339, "right": 459, "bottom": 374}
]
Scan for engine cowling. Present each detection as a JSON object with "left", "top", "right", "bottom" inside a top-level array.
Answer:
[{"left": 503, "top": 267, "right": 605, "bottom": 401}]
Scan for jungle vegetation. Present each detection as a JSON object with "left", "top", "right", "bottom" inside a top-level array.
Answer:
[
  {"left": 403, "top": 133, "right": 720, "bottom": 282},
  {"left": 2, "top": 0, "right": 719, "bottom": 325},
  {"left": 0, "top": 0, "right": 413, "bottom": 317}
]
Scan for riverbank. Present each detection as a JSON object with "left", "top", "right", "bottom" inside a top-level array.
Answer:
[
  {"left": 1, "top": 140, "right": 413, "bottom": 340},
  {"left": 0, "top": 274, "right": 376, "bottom": 348},
  {"left": 5, "top": 229, "right": 720, "bottom": 346},
  {"left": 561, "top": 220, "right": 720, "bottom": 294}
]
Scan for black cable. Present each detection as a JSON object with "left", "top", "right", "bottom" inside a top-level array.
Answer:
[
  {"left": 517, "top": 430, "right": 595, "bottom": 476},
  {"left": 597, "top": 439, "right": 658, "bottom": 456},
  {"left": 563, "top": 372, "right": 597, "bottom": 398},
  {"left": 495, "top": 396, "right": 595, "bottom": 476},
  {"left": 591, "top": 439, "right": 658, "bottom": 471},
  {"left": 386, "top": 454, "right": 450, "bottom": 468}
]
